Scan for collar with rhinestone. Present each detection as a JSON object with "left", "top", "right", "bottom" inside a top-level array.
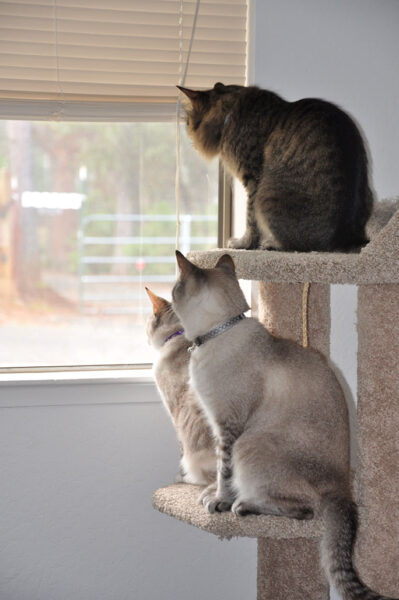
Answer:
[{"left": 188, "top": 313, "right": 245, "bottom": 353}]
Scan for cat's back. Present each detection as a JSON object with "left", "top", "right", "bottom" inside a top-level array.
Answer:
[
  {"left": 285, "top": 96, "right": 364, "bottom": 148},
  {"left": 226, "top": 88, "right": 355, "bottom": 134},
  {"left": 260, "top": 334, "right": 349, "bottom": 432},
  {"left": 224, "top": 86, "right": 287, "bottom": 140},
  {"left": 227, "top": 89, "right": 365, "bottom": 161},
  {"left": 228, "top": 318, "right": 347, "bottom": 418},
  {"left": 153, "top": 338, "right": 191, "bottom": 412}
]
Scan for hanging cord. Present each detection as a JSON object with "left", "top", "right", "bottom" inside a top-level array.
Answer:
[
  {"left": 138, "top": 125, "right": 145, "bottom": 319},
  {"left": 302, "top": 282, "right": 311, "bottom": 348},
  {"left": 175, "top": 0, "right": 201, "bottom": 253},
  {"left": 52, "top": 0, "right": 66, "bottom": 120}
]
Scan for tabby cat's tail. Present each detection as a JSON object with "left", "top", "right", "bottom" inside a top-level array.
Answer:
[{"left": 320, "top": 493, "right": 397, "bottom": 600}]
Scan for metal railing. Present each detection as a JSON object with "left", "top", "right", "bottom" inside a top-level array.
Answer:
[{"left": 78, "top": 213, "right": 217, "bottom": 314}]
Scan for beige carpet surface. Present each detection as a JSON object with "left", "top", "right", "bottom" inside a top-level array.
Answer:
[
  {"left": 355, "top": 284, "right": 399, "bottom": 597},
  {"left": 152, "top": 483, "right": 322, "bottom": 540},
  {"left": 189, "top": 200, "right": 399, "bottom": 284},
  {"left": 257, "top": 538, "right": 329, "bottom": 600}
]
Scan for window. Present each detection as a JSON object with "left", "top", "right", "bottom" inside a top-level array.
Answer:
[{"left": 0, "top": 0, "right": 247, "bottom": 371}]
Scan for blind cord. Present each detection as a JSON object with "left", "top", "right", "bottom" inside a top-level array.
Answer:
[
  {"left": 175, "top": 0, "right": 201, "bottom": 254},
  {"left": 52, "top": 0, "right": 65, "bottom": 120}
]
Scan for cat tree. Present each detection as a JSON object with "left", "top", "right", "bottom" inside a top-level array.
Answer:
[{"left": 152, "top": 200, "right": 399, "bottom": 599}]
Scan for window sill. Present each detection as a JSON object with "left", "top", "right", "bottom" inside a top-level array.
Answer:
[
  {"left": 0, "top": 368, "right": 159, "bottom": 408},
  {"left": 0, "top": 368, "right": 154, "bottom": 387}
]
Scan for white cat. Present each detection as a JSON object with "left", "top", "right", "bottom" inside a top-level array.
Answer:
[{"left": 171, "top": 251, "right": 395, "bottom": 600}]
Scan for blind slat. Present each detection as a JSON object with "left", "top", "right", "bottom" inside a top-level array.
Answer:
[
  {"left": 0, "top": 4, "right": 247, "bottom": 19},
  {"left": 0, "top": 16, "right": 246, "bottom": 32},
  {"left": 0, "top": 29, "right": 246, "bottom": 52},
  {"left": 8, "top": 0, "right": 246, "bottom": 7},
  {"left": 0, "top": 0, "right": 248, "bottom": 118},
  {"left": 0, "top": 78, "right": 245, "bottom": 95},
  {"left": 0, "top": 42, "right": 246, "bottom": 63},
  {"left": 0, "top": 55, "right": 245, "bottom": 74}
]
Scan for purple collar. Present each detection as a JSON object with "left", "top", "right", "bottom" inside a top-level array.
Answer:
[{"left": 163, "top": 329, "right": 185, "bottom": 345}]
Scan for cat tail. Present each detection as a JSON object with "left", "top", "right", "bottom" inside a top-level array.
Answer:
[{"left": 320, "top": 493, "right": 397, "bottom": 600}]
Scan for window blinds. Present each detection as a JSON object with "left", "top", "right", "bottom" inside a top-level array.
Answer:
[{"left": 0, "top": 0, "right": 248, "bottom": 120}]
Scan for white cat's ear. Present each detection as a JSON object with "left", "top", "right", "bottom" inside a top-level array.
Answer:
[
  {"left": 145, "top": 287, "right": 170, "bottom": 315},
  {"left": 215, "top": 254, "right": 236, "bottom": 276},
  {"left": 175, "top": 250, "right": 198, "bottom": 279}
]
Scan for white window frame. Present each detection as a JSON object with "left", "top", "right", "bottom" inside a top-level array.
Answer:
[
  {"left": 0, "top": 0, "right": 252, "bottom": 379},
  {"left": 0, "top": 110, "right": 231, "bottom": 378}
]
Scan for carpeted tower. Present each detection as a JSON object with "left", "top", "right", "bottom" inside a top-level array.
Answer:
[{"left": 152, "top": 200, "right": 399, "bottom": 599}]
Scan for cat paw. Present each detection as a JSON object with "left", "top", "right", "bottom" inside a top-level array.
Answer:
[
  {"left": 231, "top": 500, "right": 260, "bottom": 516},
  {"left": 259, "top": 240, "right": 280, "bottom": 251},
  {"left": 205, "top": 497, "right": 232, "bottom": 514},
  {"left": 199, "top": 485, "right": 233, "bottom": 513},
  {"left": 197, "top": 482, "right": 217, "bottom": 505},
  {"left": 227, "top": 235, "right": 258, "bottom": 250}
]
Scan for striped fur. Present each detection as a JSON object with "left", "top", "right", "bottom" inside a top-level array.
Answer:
[
  {"left": 321, "top": 494, "right": 395, "bottom": 600},
  {"left": 179, "top": 82, "right": 373, "bottom": 252}
]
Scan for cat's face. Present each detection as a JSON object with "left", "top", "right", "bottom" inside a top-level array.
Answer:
[
  {"left": 177, "top": 82, "right": 243, "bottom": 158},
  {"left": 145, "top": 288, "right": 181, "bottom": 350},
  {"left": 172, "top": 251, "right": 249, "bottom": 339}
]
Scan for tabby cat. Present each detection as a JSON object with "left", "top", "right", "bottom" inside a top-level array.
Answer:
[
  {"left": 178, "top": 82, "right": 373, "bottom": 252},
  {"left": 145, "top": 287, "right": 216, "bottom": 485},
  {"left": 171, "top": 251, "right": 396, "bottom": 600}
]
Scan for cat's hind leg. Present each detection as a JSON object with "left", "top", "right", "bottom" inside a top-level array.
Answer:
[
  {"left": 231, "top": 432, "right": 316, "bottom": 519},
  {"left": 231, "top": 495, "right": 314, "bottom": 520}
]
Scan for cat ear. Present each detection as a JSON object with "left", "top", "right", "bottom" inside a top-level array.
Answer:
[
  {"left": 175, "top": 250, "right": 198, "bottom": 279},
  {"left": 215, "top": 254, "right": 236, "bottom": 276},
  {"left": 145, "top": 287, "right": 170, "bottom": 315},
  {"left": 176, "top": 85, "right": 200, "bottom": 102},
  {"left": 213, "top": 82, "right": 226, "bottom": 92},
  {"left": 177, "top": 86, "right": 208, "bottom": 107}
]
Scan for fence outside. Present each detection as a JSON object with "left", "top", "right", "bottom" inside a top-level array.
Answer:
[{"left": 78, "top": 213, "right": 217, "bottom": 314}]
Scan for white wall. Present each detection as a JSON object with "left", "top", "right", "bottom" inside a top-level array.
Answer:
[
  {"left": 0, "top": 381, "right": 256, "bottom": 600},
  {"left": 253, "top": 0, "right": 399, "bottom": 200}
]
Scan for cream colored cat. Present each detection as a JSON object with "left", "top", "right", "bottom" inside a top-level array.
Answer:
[
  {"left": 171, "top": 252, "right": 396, "bottom": 600},
  {"left": 146, "top": 287, "right": 216, "bottom": 485}
]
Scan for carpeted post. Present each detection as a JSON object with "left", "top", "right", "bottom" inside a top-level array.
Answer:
[
  {"left": 257, "top": 538, "right": 329, "bottom": 600},
  {"left": 258, "top": 282, "right": 330, "bottom": 356},
  {"left": 257, "top": 282, "right": 330, "bottom": 600},
  {"left": 356, "top": 284, "right": 399, "bottom": 597}
]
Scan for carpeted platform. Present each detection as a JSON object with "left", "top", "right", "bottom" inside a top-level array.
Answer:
[
  {"left": 188, "top": 199, "right": 399, "bottom": 284},
  {"left": 152, "top": 483, "right": 322, "bottom": 540}
]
